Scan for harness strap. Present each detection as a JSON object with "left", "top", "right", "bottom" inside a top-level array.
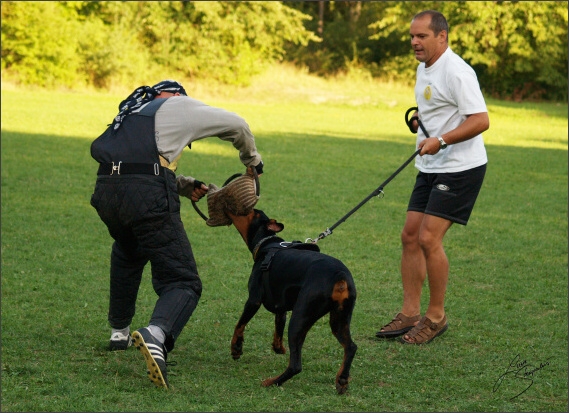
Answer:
[
  {"left": 257, "top": 241, "right": 321, "bottom": 311},
  {"left": 260, "top": 249, "right": 279, "bottom": 309},
  {"left": 252, "top": 236, "right": 281, "bottom": 261}
]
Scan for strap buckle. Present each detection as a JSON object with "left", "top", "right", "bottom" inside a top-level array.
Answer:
[
  {"left": 111, "top": 161, "right": 122, "bottom": 175},
  {"left": 154, "top": 163, "right": 160, "bottom": 175}
]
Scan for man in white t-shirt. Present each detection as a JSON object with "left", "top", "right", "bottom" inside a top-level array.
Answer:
[{"left": 376, "top": 10, "right": 489, "bottom": 344}]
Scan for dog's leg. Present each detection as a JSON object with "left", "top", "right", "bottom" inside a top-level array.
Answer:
[
  {"left": 272, "top": 312, "right": 287, "bottom": 354},
  {"left": 262, "top": 302, "right": 323, "bottom": 388},
  {"left": 231, "top": 299, "right": 261, "bottom": 360},
  {"left": 329, "top": 281, "right": 357, "bottom": 395}
]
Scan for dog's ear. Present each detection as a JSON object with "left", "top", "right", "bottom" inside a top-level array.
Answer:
[{"left": 267, "top": 219, "right": 284, "bottom": 233}]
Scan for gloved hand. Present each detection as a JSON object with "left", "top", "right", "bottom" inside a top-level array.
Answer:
[
  {"left": 254, "top": 160, "right": 264, "bottom": 175},
  {"left": 176, "top": 175, "right": 209, "bottom": 202}
]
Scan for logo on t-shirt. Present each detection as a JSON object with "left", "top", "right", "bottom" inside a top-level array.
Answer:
[{"left": 424, "top": 85, "right": 432, "bottom": 100}]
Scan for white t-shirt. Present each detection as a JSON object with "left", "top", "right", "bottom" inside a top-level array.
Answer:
[{"left": 414, "top": 47, "right": 488, "bottom": 173}]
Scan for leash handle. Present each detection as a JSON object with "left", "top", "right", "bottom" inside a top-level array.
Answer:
[
  {"left": 405, "top": 106, "right": 430, "bottom": 138},
  {"left": 405, "top": 106, "right": 430, "bottom": 160},
  {"left": 405, "top": 107, "right": 418, "bottom": 133},
  {"left": 192, "top": 200, "right": 209, "bottom": 221}
]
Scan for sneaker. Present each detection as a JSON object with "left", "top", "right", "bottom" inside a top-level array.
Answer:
[
  {"left": 132, "top": 327, "right": 169, "bottom": 389},
  {"left": 109, "top": 332, "right": 132, "bottom": 351}
]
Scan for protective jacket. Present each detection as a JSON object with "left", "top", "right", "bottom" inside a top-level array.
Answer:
[{"left": 91, "top": 98, "right": 166, "bottom": 166}]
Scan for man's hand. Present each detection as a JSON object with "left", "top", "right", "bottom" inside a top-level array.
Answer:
[
  {"left": 254, "top": 161, "right": 264, "bottom": 176},
  {"left": 409, "top": 111, "right": 419, "bottom": 133},
  {"left": 191, "top": 181, "right": 208, "bottom": 202},
  {"left": 405, "top": 107, "right": 419, "bottom": 133},
  {"left": 176, "top": 175, "right": 209, "bottom": 201},
  {"left": 418, "top": 137, "right": 442, "bottom": 156}
]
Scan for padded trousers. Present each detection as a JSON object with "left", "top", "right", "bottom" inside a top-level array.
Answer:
[{"left": 91, "top": 169, "right": 202, "bottom": 352}]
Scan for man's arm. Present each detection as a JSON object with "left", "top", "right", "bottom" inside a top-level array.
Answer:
[{"left": 419, "top": 112, "right": 489, "bottom": 155}]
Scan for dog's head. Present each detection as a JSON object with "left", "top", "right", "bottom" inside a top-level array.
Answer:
[{"left": 227, "top": 208, "right": 284, "bottom": 252}]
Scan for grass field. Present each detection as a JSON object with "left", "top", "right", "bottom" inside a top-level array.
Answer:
[{"left": 1, "top": 68, "right": 567, "bottom": 412}]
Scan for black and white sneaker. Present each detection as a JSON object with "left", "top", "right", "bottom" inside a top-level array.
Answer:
[
  {"left": 132, "top": 328, "right": 169, "bottom": 389},
  {"left": 109, "top": 332, "right": 132, "bottom": 351}
]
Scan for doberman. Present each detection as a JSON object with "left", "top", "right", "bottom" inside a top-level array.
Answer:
[{"left": 226, "top": 208, "right": 357, "bottom": 394}]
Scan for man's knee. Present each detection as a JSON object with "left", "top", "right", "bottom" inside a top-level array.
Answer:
[{"left": 401, "top": 228, "right": 419, "bottom": 249}]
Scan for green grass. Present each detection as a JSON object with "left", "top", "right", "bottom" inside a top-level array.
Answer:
[{"left": 1, "top": 68, "right": 567, "bottom": 412}]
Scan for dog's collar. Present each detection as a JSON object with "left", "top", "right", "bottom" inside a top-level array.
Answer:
[{"left": 252, "top": 235, "right": 282, "bottom": 261}]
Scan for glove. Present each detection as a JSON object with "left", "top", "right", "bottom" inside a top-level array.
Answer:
[
  {"left": 254, "top": 160, "right": 264, "bottom": 175},
  {"left": 176, "top": 175, "right": 208, "bottom": 201},
  {"left": 176, "top": 175, "right": 195, "bottom": 198}
]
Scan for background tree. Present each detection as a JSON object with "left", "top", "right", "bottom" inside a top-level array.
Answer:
[
  {"left": 287, "top": 0, "right": 568, "bottom": 101},
  {"left": 1, "top": 2, "right": 84, "bottom": 88},
  {"left": 1, "top": 1, "right": 318, "bottom": 89},
  {"left": 1, "top": 1, "right": 567, "bottom": 101},
  {"left": 284, "top": 1, "right": 389, "bottom": 75},
  {"left": 368, "top": 1, "right": 569, "bottom": 100}
]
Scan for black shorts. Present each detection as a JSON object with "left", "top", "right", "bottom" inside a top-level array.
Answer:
[{"left": 407, "top": 164, "right": 487, "bottom": 225}]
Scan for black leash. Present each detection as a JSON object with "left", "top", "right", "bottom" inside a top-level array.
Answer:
[
  {"left": 405, "top": 106, "right": 431, "bottom": 137},
  {"left": 305, "top": 148, "right": 420, "bottom": 243},
  {"left": 306, "top": 107, "right": 430, "bottom": 244}
]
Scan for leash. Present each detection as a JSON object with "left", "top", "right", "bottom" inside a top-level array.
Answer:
[
  {"left": 305, "top": 148, "right": 420, "bottom": 244},
  {"left": 405, "top": 106, "right": 431, "bottom": 137},
  {"left": 306, "top": 107, "right": 430, "bottom": 244}
]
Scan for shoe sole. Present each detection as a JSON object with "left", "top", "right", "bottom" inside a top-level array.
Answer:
[
  {"left": 400, "top": 323, "right": 449, "bottom": 345},
  {"left": 109, "top": 337, "right": 132, "bottom": 351},
  {"left": 375, "top": 325, "right": 414, "bottom": 339},
  {"left": 109, "top": 342, "right": 130, "bottom": 351},
  {"left": 131, "top": 331, "right": 168, "bottom": 389}
]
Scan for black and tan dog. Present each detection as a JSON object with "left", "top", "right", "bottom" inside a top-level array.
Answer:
[{"left": 226, "top": 208, "right": 357, "bottom": 394}]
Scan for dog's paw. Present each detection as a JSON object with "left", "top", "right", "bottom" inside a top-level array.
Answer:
[
  {"left": 271, "top": 336, "right": 286, "bottom": 354},
  {"left": 230, "top": 346, "right": 243, "bottom": 360},
  {"left": 272, "top": 344, "right": 286, "bottom": 354},
  {"left": 261, "top": 377, "right": 277, "bottom": 387},
  {"left": 231, "top": 334, "right": 244, "bottom": 359},
  {"left": 335, "top": 377, "right": 350, "bottom": 395},
  {"left": 230, "top": 343, "right": 243, "bottom": 359}
]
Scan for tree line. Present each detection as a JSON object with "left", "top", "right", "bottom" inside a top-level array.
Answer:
[{"left": 1, "top": 1, "right": 567, "bottom": 101}]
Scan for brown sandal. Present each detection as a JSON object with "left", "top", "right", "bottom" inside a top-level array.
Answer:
[
  {"left": 375, "top": 313, "right": 421, "bottom": 338},
  {"left": 400, "top": 315, "right": 448, "bottom": 344}
]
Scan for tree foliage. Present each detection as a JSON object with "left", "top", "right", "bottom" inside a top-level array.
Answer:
[
  {"left": 1, "top": 1, "right": 567, "bottom": 101},
  {"left": 1, "top": 1, "right": 317, "bottom": 88},
  {"left": 367, "top": 1, "right": 568, "bottom": 101},
  {"left": 1, "top": 2, "right": 84, "bottom": 88}
]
